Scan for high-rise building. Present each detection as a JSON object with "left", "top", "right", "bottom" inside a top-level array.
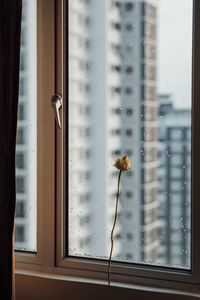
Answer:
[
  {"left": 108, "top": 0, "right": 159, "bottom": 263},
  {"left": 158, "top": 95, "right": 191, "bottom": 267},
  {"left": 15, "top": 0, "right": 37, "bottom": 251},
  {"left": 69, "top": 0, "right": 159, "bottom": 264}
]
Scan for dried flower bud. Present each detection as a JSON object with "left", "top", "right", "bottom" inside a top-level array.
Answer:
[{"left": 114, "top": 156, "right": 130, "bottom": 171}]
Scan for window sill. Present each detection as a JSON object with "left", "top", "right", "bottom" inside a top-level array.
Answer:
[{"left": 15, "top": 268, "right": 200, "bottom": 300}]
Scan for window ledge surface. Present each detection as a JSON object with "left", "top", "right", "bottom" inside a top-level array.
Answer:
[{"left": 15, "top": 269, "right": 200, "bottom": 300}]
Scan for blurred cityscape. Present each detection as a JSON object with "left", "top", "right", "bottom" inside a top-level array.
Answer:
[
  {"left": 15, "top": 0, "right": 37, "bottom": 251},
  {"left": 15, "top": 0, "right": 191, "bottom": 268}
]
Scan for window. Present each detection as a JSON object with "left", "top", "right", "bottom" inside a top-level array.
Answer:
[
  {"left": 111, "top": 149, "right": 121, "bottom": 157},
  {"left": 115, "top": 2, "right": 121, "bottom": 9},
  {"left": 111, "top": 65, "right": 121, "bottom": 72},
  {"left": 126, "top": 23, "right": 133, "bottom": 31},
  {"left": 124, "top": 65, "right": 133, "bottom": 74},
  {"left": 21, "top": 26, "right": 27, "bottom": 46},
  {"left": 16, "top": 177, "right": 25, "bottom": 194},
  {"left": 113, "top": 87, "right": 121, "bottom": 94},
  {"left": 125, "top": 87, "right": 133, "bottom": 95},
  {"left": 79, "top": 193, "right": 90, "bottom": 203},
  {"left": 125, "top": 3, "right": 133, "bottom": 11},
  {"left": 20, "top": 53, "right": 26, "bottom": 71},
  {"left": 15, "top": 0, "right": 200, "bottom": 297},
  {"left": 125, "top": 129, "right": 133, "bottom": 136},
  {"left": 15, "top": 226, "right": 25, "bottom": 243},
  {"left": 18, "top": 103, "right": 25, "bottom": 120},
  {"left": 19, "top": 78, "right": 26, "bottom": 96},
  {"left": 16, "top": 153, "right": 25, "bottom": 169},
  {"left": 126, "top": 108, "right": 133, "bottom": 116},
  {"left": 15, "top": 201, "right": 25, "bottom": 218},
  {"left": 68, "top": 0, "right": 193, "bottom": 272},
  {"left": 114, "top": 23, "right": 121, "bottom": 30},
  {"left": 111, "top": 128, "right": 121, "bottom": 136},
  {"left": 111, "top": 107, "right": 121, "bottom": 115},
  {"left": 110, "top": 43, "right": 121, "bottom": 54},
  {"left": 16, "top": 128, "right": 24, "bottom": 144},
  {"left": 126, "top": 149, "right": 133, "bottom": 156}
]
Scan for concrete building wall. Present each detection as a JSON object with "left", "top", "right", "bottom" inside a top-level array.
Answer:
[{"left": 158, "top": 95, "right": 191, "bottom": 268}]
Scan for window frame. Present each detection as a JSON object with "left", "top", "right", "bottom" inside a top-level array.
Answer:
[{"left": 15, "top": 0, "right": 200, "bottom": 293}]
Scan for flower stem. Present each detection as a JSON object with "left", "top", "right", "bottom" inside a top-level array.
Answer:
[{"left": 108, "top": 169, "right": 123, "bottom": 285}]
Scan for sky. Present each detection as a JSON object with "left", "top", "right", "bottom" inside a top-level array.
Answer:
[{"left": 157, "top": 0, "right": 193, "bottom": 108}]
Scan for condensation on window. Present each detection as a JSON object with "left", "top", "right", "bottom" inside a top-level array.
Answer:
[{"left": 68, "top": 0, "right": 192, "bottom": 269}]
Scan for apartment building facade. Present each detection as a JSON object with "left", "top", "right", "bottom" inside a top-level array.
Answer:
[
  {"left": 158, "top": 95, "right": 191, "bottom": 268},
  {"left": 69, "top": 0, "right": 159, "bottom": 264}
]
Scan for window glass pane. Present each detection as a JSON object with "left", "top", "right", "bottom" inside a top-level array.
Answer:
[
  {"left": 15, "top": 0, "right": 37, "bottom": 252},
  {"left": 68, "top": 0, "right": 192, "bottom": 269}
]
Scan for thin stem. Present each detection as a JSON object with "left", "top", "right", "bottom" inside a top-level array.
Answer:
[{"left": 108, "top": 169, "right": 122, "bottom": 285}]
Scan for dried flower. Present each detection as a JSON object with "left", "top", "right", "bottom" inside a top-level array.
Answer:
[
  {"left": 108, "top": 156, "right": 131, "bottom": 285},
  {"left": 114, "top": 156, "right": 130, "bottom": 171}
]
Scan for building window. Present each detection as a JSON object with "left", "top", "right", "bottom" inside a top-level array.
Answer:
[
  {"left": 126, "top": 108, "right": 133, "bottom": 116},
  {"left": 125, "top": 65, "right": 133, "bottom": 74},
  {"left": 17, "top": 128, "right": 24, "bottom": 144},
  {"left": 111, "top": 43, "right": 121, "bottom": 54},
  {"left": 112, "top": 150, "right": 121, "bottom": 157},
  {"left": 111, "top": 108, "right": 121, "bottom": 115},
  {"left": 16, "top": 153, "right": 25, "bottom": 169},
  {"left": 111, "top": 65, "right": 121, "bottom": 72},
  {"left": 16, "top": 177, "right": 25, "bottom": 194},
  {"left": 19, "top": 78, "right": 26, "bottom": 96},
  {"left": 126, "top": 149, "right": 133, "bottom": 156},
  {"left": 112, "top": 87, "right": 121, "bottom": 94},
  {"left": 20, "top": 53, "right": 26, "bottom": 71},
  {"left": 111, "top": 129, "right": 121, "bottom": 136},
  {"left": 126, "top": 212, "right": 133, "bottom": 219},
  {"left": 125, "top": 129, "right": 133, "bottom": 136},
  {"left": 15, "top": 225, "right": 25, "bottom": 243},
  {"left": 125, "top": 3, "right": 134, "bottom": 11},
  {"left": 15, "top": 201, "right": 25, "bottom": 218},
  {"left": 125, "top": 87, "right": 133, "bottom": 95},
  {"left": 125, "top": 253, "right": 133, "bottom": 260},
  {"left": 79, "top": 193, "right": 90, "bottom": 203},
  {"left": 115, "top": 2, "right": 121, "bottom": 8},
  {"left": 126, "top": 23, "right": 133, "bottom": 31},
  {"left": 21, "top": 26, "right": 26, "bottom": 46},
  {"left": 127, "top": 233, "right": 133, "bottom": 240},
  {"left": 18, "top": 104, "right": 24, "bottom": 120},
  {"left": 112, "top": 22, "right": 121, "bottom": 30},
  {"left": 79, "top": 214, "right": 90, "bottom": 226}
]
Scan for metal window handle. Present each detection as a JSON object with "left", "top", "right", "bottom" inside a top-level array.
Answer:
[{"left": 51, "top": 94, "right": 62, "bottom": 129}]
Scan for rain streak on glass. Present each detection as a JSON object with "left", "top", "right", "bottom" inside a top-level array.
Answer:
[
  {"left": 68, "top": 0, "right": 192, "bottom": 269},
  {"left": 15, "top": 0, "right": 37, "bottom": 252}
]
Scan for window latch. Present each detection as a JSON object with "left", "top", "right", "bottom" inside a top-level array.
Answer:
[{"left": 51, "top": 94, "right": 63, "bottom": 129}]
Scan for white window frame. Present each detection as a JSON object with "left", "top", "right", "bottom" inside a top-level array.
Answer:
[{"left": 15, "top": 0, "right": 200, "bottom": 295}]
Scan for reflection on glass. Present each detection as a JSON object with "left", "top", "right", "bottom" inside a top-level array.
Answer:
[
  {"left": 68, "top": 0, "right": 192, "bottom": 269},
  {"left": 15, "top": 0, "right": 37, "bottom": 252}
]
